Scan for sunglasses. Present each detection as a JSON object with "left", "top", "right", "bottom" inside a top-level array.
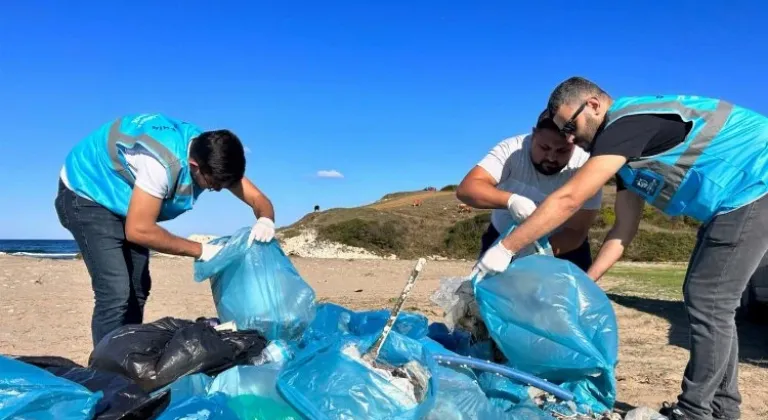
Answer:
[{"left": 558, "top": 101, "right": 587, "bottom": 135}]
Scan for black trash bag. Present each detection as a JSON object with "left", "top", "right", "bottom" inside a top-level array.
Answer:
[
  {"left": 8, "top": 355, "right": 170, "bottom": 420},
  {"left": 46, "top": 367, "right": 171, "bottom": 420},
  {"left": 88, "top": 316, "right": 268, "bottom": 392}
]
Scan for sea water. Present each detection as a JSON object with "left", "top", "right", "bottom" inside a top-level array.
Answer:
[{"left": 0, "top": 239, "right": 79, "bottom": 259}]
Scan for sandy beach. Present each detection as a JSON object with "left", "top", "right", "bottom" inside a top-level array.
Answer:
[{"left": 1, "top": 254, "right": 766, "bottom": 417}]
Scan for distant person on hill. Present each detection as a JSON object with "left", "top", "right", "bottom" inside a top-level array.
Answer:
[
  {"left": 474, "top": 76, "right": 768, "bottom": 420},
  {"left": 456, "top": 109, "right": 602, "bottom": 272},
  {"left": 55, "top": 113, "right": 276, "bottom": 346}
]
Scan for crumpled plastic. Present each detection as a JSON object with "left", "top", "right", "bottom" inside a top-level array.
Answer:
[
  {"left": 430, "top": 276, "right": 487, "bottom": 340},
  {"left": 0, "top": 355, "right": 102, "bottom": 420},
  {"left": 88, "top": 317, "right": 268, "bottom": 392},
  {"left": 283, "top": 303, "right": 559, "bottom": 420},
  {"left": 278, "top": 331, "right": 438, "bottom": 420},
  {"left": 194, "top": 226, "right": 317, "bottom": 341},
  {"left": 299, "top": 302, "right": 429, "bottom": 345},
  {"left": 419, "top": 338, "right": 540, "bottom": 420},
  {"left": 274, "top": 303, "right": 438, "bottom": 420}
]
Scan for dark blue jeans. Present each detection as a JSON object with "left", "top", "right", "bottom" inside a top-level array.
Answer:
[{"left": 54, "top": 180, "right": 152, "bottom": 346}]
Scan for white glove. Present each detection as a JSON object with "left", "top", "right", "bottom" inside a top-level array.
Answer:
[
  {"left": 247, "top": 217, "right": 275, "bottom": 246},
  {"left": 471, "top": 241, "right": 516, "bottom": 281},
  {"left": 505, "top": 179, "right": 548, "bottom": 204},
  {"left": 507, "top": 193, "right": 538, "bottom": 222},
  {"left": 198, "top": 243, "right": 224, "bottom": 262}
]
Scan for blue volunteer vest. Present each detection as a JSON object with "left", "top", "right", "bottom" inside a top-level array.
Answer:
[
  {"left": 605, "top": 95, "right": 768, "bottom": 223},
  {"left": 64, "top": 113, "right": 204, "bottom": 221}
]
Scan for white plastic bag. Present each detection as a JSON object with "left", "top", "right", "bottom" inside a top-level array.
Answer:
[{"left": 430, "top": 277, "right": 487, "bottom": 339}]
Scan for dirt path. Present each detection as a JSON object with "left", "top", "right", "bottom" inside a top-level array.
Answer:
[
  {"left": 367, "top": 191, "right": 452, "bottom": 209},
  {"left": 0, "top": 255, "right": 766, "bottom": 417}
]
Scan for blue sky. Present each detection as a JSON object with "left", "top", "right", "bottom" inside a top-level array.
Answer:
[{"left": 1, "top": 1, "right": 766, "bottom": 239}]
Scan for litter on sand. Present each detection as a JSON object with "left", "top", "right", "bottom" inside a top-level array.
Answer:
[{"left": 1, "top": 224, "right": 642, "bottom": 419}]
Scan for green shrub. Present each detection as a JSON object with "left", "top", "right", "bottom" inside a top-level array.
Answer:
[
  {"left": 318, "top": 218, "right": 406, "bottom": 255},
  {"left": 443, "top": 213, "right": 491, "bottom": 259},
  {"left": 593, "top": 202, "right": 701, "bottom": 230},
  {"left": 626, "top": 230, "right": 696, "bottom": 261},
  {"left": 641, "top": 205, "right": 689, "bottom": 228},
  {"left": 594, "top": 206, "right": 616, "bottom": 228},
  {"left": 440, "top": 184, "right": 458, "bottom": 192},
  {"left": 682, "top": 215, "right": 701, "bottom": 228},
  {"left": 589, "top": 229, "right": 696, "bottom": 262}
]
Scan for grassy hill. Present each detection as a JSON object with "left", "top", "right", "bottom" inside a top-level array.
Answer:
[{"left": 279, "top": 184, "right": 700, "bottom": 261}]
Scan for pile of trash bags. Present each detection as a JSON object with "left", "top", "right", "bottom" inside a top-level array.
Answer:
[{"left": 1, "top": 224, "right": 625, "bottom": 419}]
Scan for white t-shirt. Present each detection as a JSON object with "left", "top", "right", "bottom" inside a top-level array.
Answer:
[
  {"left": 61, "top": 145, "right": 170, "bottom": 199},
  {"left": 477, "top": 133, "right": 602, "bottom": 233}
]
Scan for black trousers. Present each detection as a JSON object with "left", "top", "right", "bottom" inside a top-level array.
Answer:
[{"left": 479, "top": 223, "right": 593, "bottom": 272}]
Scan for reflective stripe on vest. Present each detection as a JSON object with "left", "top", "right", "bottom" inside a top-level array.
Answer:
[
  {"left": 106, "top": 118, "right": 194, "bottom": 199},
  {"left": 605, "top": 99, "right": 734, "bottom": 213}
]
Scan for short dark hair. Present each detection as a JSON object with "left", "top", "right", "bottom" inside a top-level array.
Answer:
[
  {"left": 547, "top": 76, "right": 609, "bottom": 115},
  {"left": 190, "top": 129, "right": 246, "bottom": 189},
  {"left": 535, "top": 109, "right": 560, "bottom": 132}
]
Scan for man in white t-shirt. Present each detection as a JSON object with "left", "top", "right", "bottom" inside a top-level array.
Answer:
[
  {"left": 55, "top": 113, "right": 276, "bottom": 345},
  {"left": 457, "top": 110, "right": 602, "bottom": 271}
]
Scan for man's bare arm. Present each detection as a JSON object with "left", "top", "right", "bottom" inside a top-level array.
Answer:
[
  {"left": 228, "top": 176, "right": 275, "bottom": 221},
  {"left": 125, "top": 187, "right": 203, "bottom": 258},
  {"left": 587, "top": 190, "right": 645, "bottom": 281},
  {"left": 456, "top": 166, "right": 512, "bottom": 209}
]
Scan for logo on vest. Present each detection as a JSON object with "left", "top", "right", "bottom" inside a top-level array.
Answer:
[{"left": 632, "top": 171, "right": 663, "bottom": 198}]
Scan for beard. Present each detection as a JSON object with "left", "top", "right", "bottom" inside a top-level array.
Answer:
[
  {"left": 532, "top": 159, "right": 566, "bottom": 175},
  {"left": 576, "top": 115, "right": 604, "bottom": 152}
]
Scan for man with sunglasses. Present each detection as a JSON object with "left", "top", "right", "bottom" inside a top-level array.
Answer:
[
  {"left": 474, "top": 76, "right": 768, "bottom": 420},
  {"left": 55, "top": 113, "right": 276, "bottom": 346},
  {"left": 457, "top": 109, "right": 602, "bottom": 272}
]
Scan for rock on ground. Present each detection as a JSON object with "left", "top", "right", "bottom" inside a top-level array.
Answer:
[{"left": 277, "top": 229, "right": 397, "bottom": 260}]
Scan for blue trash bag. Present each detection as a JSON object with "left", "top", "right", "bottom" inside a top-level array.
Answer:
[
  {"left": 474, "top": 224, "right": 619, "bottom": 414},
  {"left": 300, "top": 302, "right": 429, "bottom": 345},
  {"left": 193, "top": 226, "right": 316, "bottom": 341},
  {"left": 419, "top": 337, "right": 556, "bottom": 420},
  {"left": 151, "top": 372, "right": 213, "bottom": 402},
  {"left": 418, "top": 338, "right": 519, "bottom": 420},
  {"left": 154, "top": 373, "right": 239, "bottom": 420},
  {"left": 0, "top": 355, "right": 102, "bottom": 419},
  {"left": 155, "top": 392, "right": 237, "bottom": 420},
  {"left": 424, "top": 364, "right": 519, "bottom": 420},
  {"left": 208, "top": 364, "right": 301, "bottom": 419},
  {"left": 277, "top": 330, "right": 438, "bottom": 420}
]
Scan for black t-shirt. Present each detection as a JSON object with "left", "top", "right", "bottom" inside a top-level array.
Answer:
[{"left": 590, "top": 114, "right": 691, "bottom": 190}]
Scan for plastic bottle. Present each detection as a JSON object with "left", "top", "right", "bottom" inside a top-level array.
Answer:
[{"left": 250, "top": 340, "right": 293, "bottom": 366}]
